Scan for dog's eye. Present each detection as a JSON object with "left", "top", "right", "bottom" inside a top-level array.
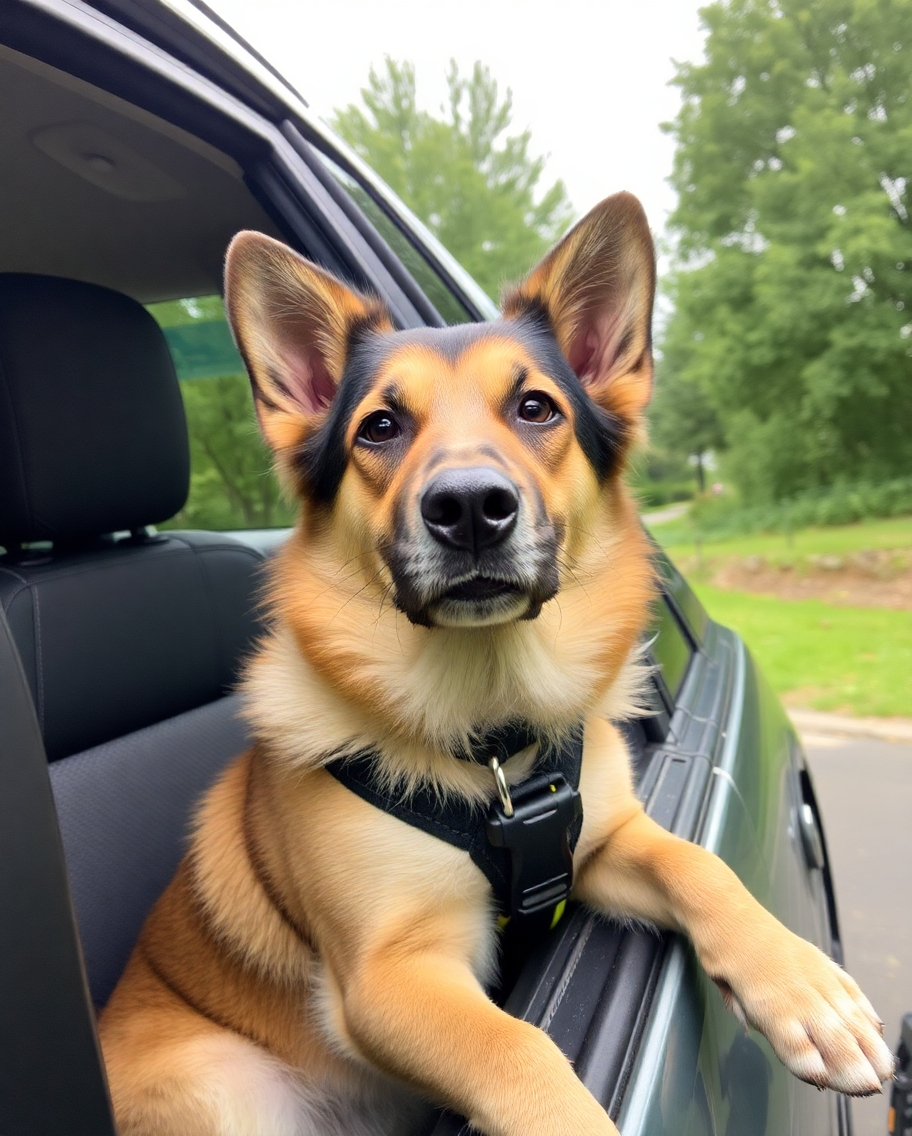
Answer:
[
  {"left": 518, "top": 393, "right": 557, "bottom": 424},
  {"left": 358, "top": 411, "right": 401, "bottom": 445}
]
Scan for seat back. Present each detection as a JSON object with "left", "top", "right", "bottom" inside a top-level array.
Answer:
[{"left": 0, "top": 606, "right": 116, "bottom": 1135}]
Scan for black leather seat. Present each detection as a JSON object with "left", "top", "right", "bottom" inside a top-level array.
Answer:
[{"left": 0, "top": 274, "right": 264, "bottom": 1006}]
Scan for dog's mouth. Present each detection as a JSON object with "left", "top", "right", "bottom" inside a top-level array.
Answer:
[
  {"left": 425, "top": 574, "right": 531, "bottom": 628},
  {"left": 442, "top": 576, "right": 522, "bottom": 604},
  {"left": 390, "top": 567, "right": 539, "bottom": 628},
  {"left": 386, "top": 521, "right": 563, "bottom": 628}
]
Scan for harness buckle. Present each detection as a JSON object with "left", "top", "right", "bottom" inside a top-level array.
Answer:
[
  {"left": 485, "top": 771, "right": 582, "bottom": 929},
  {"left": 487, "top": 756, "right": 514, "bottom": 818}
]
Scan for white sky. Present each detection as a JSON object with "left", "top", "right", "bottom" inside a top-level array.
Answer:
[{"left": 206, "top": 0, "right": 708, "bottom": 235}]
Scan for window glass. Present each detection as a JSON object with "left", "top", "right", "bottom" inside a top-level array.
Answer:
[
  {"left": 650, "top": 596, "right": 693, "bottom": 703},
  {"left": 316, "top": 153, "right": 482, "bottom": 326},
  {"left": 147, "top": 296, "right": 294, "bottom": 531},
  {"left": 653, "top": 547, "right": 708, "bottom": 646}
]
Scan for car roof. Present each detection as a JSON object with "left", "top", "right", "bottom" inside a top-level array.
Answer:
[{"left": 82, "top": 0, "right": 498, "bottom": 318}]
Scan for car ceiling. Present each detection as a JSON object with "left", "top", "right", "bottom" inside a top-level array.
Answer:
[{"left": 0, "top": 44, "right": 282, "bottom": 302}]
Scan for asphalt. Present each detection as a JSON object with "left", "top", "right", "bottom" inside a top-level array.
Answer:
[
  {"left": 640, "top": 502, "right": 691, "bottom": 526},
  {"left": 800, "top": 731, "right": 912, "bottom": 1136},
  {"left": 791, "top": 709, "right": 912, "bottom": 746}
]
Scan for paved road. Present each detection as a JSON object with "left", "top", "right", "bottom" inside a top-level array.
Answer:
[
  {"left": 640, "top": 502, "right": 690, "bottom": 526},
  {"left": 803, "top": 735, "right": 912, "bottom": 1136}
]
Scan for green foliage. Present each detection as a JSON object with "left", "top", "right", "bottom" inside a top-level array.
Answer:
[
  {"left": 649, "top": 363, "right": 725, "bottom": 491},
  {"left": 690, "top": 475, "right": 912, "bottom": 537},
  {"left": 650, "top": 512, "right": 912, "bottom": 562},
  {"left": 333, "top": 58, "right": 574, "bottom": 299},
  {"left": 662, "top": 0, "right": 912, "bottom": 504},
  {"left": 165, "top": 372, "right": 294, "bottom": 531},
  {"left": 651, "top": 475, "right": 912, "bottom": 543},
  {"left": 147, "top": 296, "right": 224, "bottom": 327},
  {"left": 147, "top": 298, "right": 293, "bottom": 532},
  {"left": 628, "top": 473, "right": 695, "bottom": 510}
]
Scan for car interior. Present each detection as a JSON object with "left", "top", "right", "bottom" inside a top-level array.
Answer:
[
  {"left": 0, "top": 41, "right": 287, "bottom": 1010},
  {"left": 0, "top": 32, "right": 679, "bottom": 1136},
  {"left": 0, "top": 42, "right": 283, "bottom": 299}
]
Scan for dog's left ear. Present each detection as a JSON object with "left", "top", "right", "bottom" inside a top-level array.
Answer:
[
  {"left": 224, "top": 231, "right": 392, "bottom": 454},
  {"left": 503, "top": 192, "right": 656, "bottom": 419}
]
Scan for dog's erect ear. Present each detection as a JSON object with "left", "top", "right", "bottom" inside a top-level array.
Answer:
[
  {"left": 224, "top": 232, "right": 392, "bottom": 452},
  {"left": 503, "top": 192, "right": 656, "bottom": 418}
]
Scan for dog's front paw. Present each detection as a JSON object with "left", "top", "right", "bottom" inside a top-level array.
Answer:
[{"left": 714, "top": 931, "right": 894, "bottom": 1096}]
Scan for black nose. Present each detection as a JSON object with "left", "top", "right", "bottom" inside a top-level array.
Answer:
[{"left": 420, "top": 467, "right": 519, "bottom": 553}]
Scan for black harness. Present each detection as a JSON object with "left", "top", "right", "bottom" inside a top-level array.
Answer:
[{"left": 325, "top": 723, "right": 584, "bottom": 934}]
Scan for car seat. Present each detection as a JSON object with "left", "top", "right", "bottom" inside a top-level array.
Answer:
[{"left": 0, "top": 273, "right": 266, "bottom": 1007}]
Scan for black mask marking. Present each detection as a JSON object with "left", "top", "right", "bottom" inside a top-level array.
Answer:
[{"left": 296, "top": 318, "right": 627, "bottom": 505}]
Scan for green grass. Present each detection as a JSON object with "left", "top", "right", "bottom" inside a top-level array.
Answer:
[
  {"left": 694, "top": 585, "right": 912, "bottom": 718},
  {"left": 649, "top": 514, "right": 912, "bottom": 565}
]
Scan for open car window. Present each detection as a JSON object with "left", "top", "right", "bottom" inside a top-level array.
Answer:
[{"left": 147, "top": 296, "right": 294, "bottom": 531}]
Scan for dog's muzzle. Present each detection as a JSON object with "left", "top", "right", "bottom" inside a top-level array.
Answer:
[{"left": 387, "top": 466, "right": 560, "bottom": 628}]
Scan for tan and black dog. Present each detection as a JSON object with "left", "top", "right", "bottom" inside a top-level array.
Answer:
[{"left": 99, "top": 193, "right": 893, "bottom": 1136}]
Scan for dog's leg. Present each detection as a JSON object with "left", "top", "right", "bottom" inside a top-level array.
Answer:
[
  {"left": 104, "top": 1026, "right": 309, "bottom": 1136},
  {"left": 338, "top": 947, "right": 618, "bottom": 1136},
  {"left": 574, "top": 807, "right": 894, "bottom": 1095}
]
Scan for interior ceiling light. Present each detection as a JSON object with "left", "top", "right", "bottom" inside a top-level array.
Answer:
[{"left": 31, "top": 122, "right": 185, "bottom": 202}]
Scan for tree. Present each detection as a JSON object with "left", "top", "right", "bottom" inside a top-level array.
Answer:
[
  {"left": 176, "top": 373, "right": 294, "bottom": 530},
  {"left": 649, "top": 363, "right": 725, "bottom": 492},
  {"left": 333, "top": 58, "right": 574, "bottom": 300},
  {"left": 662, "top": 0, "right": 912, "bottom": 504}
]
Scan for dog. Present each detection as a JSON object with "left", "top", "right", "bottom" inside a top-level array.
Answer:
[{"left": 99, "top": 192, "right": 894, "bottom": 1136}]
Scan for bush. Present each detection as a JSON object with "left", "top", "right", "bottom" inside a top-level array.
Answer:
[{"left": 689, "top": 478, "right": 912, "bottom": 539}]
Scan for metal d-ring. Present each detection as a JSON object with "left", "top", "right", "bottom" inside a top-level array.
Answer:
[{"left": 488, "top": 755, "right": 514, "bottom": 818}]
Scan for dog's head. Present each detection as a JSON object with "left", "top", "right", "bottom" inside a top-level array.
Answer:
[{"left": 225, "top": 193, "right": 655, "bottom": 638}]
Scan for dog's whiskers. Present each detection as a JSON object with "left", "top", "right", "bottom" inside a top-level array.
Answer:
[
  {"left": 556, "top": 555, "right": 593, "bottom": 604},
  {"left": 326, "top": 569, "right": 388, "bottom": 627},
  {"left": 371, "top": 580, "right": 398, "bottom": 646},
  {"left": 305, "top": 556, "right": 380, "bottom": 607}
]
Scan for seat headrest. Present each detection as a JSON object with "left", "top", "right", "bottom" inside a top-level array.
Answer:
[{"left": 0, "top": 275, "right": 189, "bottom": 543}]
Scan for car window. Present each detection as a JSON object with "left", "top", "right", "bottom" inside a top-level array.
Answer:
[
  {"left": 147, "top": 296, "right": 294, "bottom": 531},
  {"left": 314, "top": 152, "right": 482, "bottom": 327},
  {"left": 650, "top": 595, "right": 693, "bottom": 703}
]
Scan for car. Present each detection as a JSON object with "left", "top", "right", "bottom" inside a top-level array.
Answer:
[{"left": 0, "top": 2, "right": 853, "bottom": 1133}]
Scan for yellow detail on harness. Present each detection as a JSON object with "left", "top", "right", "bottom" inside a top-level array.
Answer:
[{"left": 496, "top": 899, "right": 567, "bottom": 933}]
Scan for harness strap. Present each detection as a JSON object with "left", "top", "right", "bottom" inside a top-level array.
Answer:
[{"left": 324, "top": 725, "right": 585, "bottom": 925}]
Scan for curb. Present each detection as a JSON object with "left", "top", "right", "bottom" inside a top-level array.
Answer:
[{"left": 788, "top": 709, "right": 912, "bottom": 745}]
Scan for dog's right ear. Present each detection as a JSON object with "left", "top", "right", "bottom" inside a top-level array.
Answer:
[
  {"left": 502, "top": 193, "right": 656, "bottom": 426},
  {"left": 224, "top": 232, "right": 392, "bottom": 453}
]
